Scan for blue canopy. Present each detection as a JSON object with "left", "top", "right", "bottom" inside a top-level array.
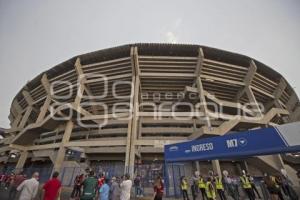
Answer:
[{"left": 164, "top": 122, "right": 300, "bottom": 162}]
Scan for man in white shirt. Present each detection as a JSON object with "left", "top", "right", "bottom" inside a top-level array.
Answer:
[
  {"left": 120, "top": 173, "right": 132, "bottom": 200},
  {"left": 17, "top": 172, "right": 39, "bottom": 200}
]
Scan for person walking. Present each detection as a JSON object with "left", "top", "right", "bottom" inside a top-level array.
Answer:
[
  {"left": 134, "top": 174, "right": 143, "bottom": 197},
  {"left": 71, "top": 174, "right": 84, "bottom": 198},
  {"left": 81, "top": 170, "right": 98, "bottom": 200},
  {"left": 98, "top": 178, "right": 110, "bottom": 200},
  {"left": 8, "top": 171, "right": 26, "bottom": 200},
  {"left": 120, "top": 173, "right": 132, "bottom": 200},
  {"left": 42, "top": 171, "right": 62, "bottom": 200},
  {"left": 110, "top": 177, "right": 121, "bottom": 200},
  {"left": 205, "top": 177, "right": 216, "bottom": 200},
  {"left": 198, "top": 175, "right": 207, "bottom": 200},
  {"left": 180, "top": 176, "right": 189, "bottom": 200},
  {"left": 214, "top": 175, "right": 226, "bottom": 200},
  {"left": 153, "top": 176, "right": 164, "bottom": 200},
  {"left": 240, "top": 171, "right": 255, "bottom": 200},
  {"left": 17, "top": 172, "right": 39, "bottom": 200}
]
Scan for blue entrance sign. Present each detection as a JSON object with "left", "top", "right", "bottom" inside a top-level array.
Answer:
[{"left": 164, "top": 122, "right": 300, "bottom": 162}]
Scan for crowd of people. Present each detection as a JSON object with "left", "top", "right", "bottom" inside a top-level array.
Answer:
[
  {"left": 0, "top": 170, "right": 61, "bottom": 200},
  {"left": 0, "top": 169, "right": 135, "bottom": 200},
  {"left": 70, "top": 170, "right": 134, "bottom": 200},
  {"left": 179, "top": 169, "right": 298, "bottom": 200},
  {"left": 0, "top": 168, "right": 299, "bottom": 200}
]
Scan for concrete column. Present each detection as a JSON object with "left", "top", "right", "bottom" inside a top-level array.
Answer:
[
  {"left": 36, "top": 95, "right": 51, "bottom": 122},
  {"left": 125, "top": 46, "right": 140, "bottom": 178},
  {"left": 273, "top": 154, "right": 285, "bottom": 169},
  {"left": 124, "top": 118, "right": 133, "bottom": 174},
  {"left": 212, "top": 160, "right": 222, "bottom": 177},
  {"left": 15, "top": 151, "right": 28, "bottom": 172},
  {"left": 53, "top": 120, "right": 74, "bottom": 172},
  {"left": 195, "top": 161, "right": 200, "bottom": 173},
  {"left": 128, "top": 76, "right": 140, "bottom": 177},
  {"left": 19, "top": 107, "right": 33, "bottom": 128},
  {"left": 236, "top": 162, "right": 243, "bottom": 175},
  {"left": 242, "top": 161, "right": 249, "bottom": 173}
]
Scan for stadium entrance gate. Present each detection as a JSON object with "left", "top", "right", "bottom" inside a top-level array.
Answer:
[{"left": 164, "top": 122, "right": 300, "bottom": 197}]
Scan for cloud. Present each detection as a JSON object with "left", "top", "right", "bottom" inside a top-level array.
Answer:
[
  {"left": 164, "top": 18, "right": 182, "bottom": 44},
  {"left": 165, "top": 31, "right": 178, "bottom": 43}
]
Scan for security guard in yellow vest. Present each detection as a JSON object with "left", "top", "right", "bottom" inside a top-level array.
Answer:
[
  {"left": 214, "top": 176, "right": 227, "bottom": 200},
  {"left": 240, "top": 171, "right": 255, "bottom": 200},
  {"left": 198, "top": 175, "right": 207, "bottom": 200},
  {"left": 180, "top": 176, "right": 190, "bottom": 200},
  {"left": 206, "top": 177, "right": 216, "bottom": 200}
]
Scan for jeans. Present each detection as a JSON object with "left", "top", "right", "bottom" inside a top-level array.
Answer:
[{"left": 135, "top": 186, "right": 143, "bottom": 196}]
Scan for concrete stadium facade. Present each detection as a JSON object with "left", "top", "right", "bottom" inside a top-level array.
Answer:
[{"left": 1, "top": 43, "right": 300, "bottom": 183}]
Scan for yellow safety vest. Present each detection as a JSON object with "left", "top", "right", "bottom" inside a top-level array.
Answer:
[
  {"left": 181, "top": 180, "right": 188, "bottom": 190},
  {"left": 240, "top": 176, "right": 252, "bottom": 189},
  {"left": 215, "top": 177, "right": 224, "bottom": 190},
  {"left": 198, "top": 178, "right": 206, "bottom": 189},
  {"left": 205, "top": 181, "right": 216, "bottom": 199}
]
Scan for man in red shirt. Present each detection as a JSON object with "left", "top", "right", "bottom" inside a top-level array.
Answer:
[
  {"left": 42, "top": 171, "right": 62, "bottom": 200},
  {"left": 98, "top": 173, "right": 105, "bottom": 189}
]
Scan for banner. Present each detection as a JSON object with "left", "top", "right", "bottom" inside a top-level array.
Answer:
[{"left": 164, "top": 122, "right": 300, "bottom": 162}]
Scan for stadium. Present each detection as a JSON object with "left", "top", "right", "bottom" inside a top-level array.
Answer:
[{"left": 0, "top": 43, "right": 299, "bottom": 187}]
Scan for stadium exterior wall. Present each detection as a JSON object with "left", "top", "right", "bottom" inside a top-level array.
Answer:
[{"left": 1, "top": 43, "right": 299, "bottom": 182}]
